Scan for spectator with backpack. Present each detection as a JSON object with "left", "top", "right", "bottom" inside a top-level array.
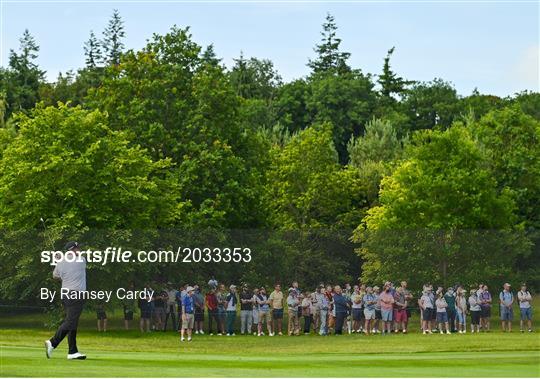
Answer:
[
  {"left": 499, "top": 283, "right": 514, "bottom": 332},
  {"left": 517, "top": 284, "right": 533, "bottom": 333}
]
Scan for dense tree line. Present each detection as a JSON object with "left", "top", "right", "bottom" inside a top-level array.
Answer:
[{"left": 0, "top": 11, "right": 539, "bottom": 303}]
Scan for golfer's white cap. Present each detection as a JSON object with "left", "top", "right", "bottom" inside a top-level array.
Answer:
[{"left": 186, "top": 286, "right": 194, "bottom": 292}]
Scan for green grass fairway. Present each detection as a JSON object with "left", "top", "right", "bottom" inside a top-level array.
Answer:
[{"left": 1, "top": 328, "right": 539, "bottom": 377}]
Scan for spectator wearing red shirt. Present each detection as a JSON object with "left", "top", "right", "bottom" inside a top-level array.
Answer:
[{"left": 205, "top": 289, "right": 221, "bottom": 335}]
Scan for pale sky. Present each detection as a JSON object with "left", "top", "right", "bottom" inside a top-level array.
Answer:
[{"left": 2, "top": 1, "right": 539, "bottom": 97}]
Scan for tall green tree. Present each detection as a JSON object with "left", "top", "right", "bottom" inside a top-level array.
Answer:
[
  {"left": 354, "top": 126, "right": 526, "bottom": 287},
  {"left": 201, "top": 44, "right": 221, "bottom": 66},
  {"left": 230, "top": 54, "right": 282, "bottom": 100},
  {"left": 347, "top": 118, "right": 407, "bottom": 167},
  {"left": 90, "top": 26, "right": 266, "bottom": 227},
  {"left": 101, "top": 9, "right": 125, "bottom": 66},
  {"left": 402, "top": 78, "right": 459, "bottom": 131},
  {"left": 307, "top": 71, "right": 376, "bottom": 163},
  {"left": 84, "top": 30, "right": 102, "bottom": 68},
  {"left": 377, "top": 47, "right": 412, "bottom": 103},
  {"left": 2, "top": 29, "right": 45, "bottom": 118},
  {"left": 307, "top": 13, "right": 351, "bottom": 75},
  {"left": 0, "top": 103, "right": 178, "bottom": 230},
  {"left": 468, "top": 107, "right": 540, "bottom": 287},
  {"left": 266, "top": 123, "right": 368, "bottom": 283}
]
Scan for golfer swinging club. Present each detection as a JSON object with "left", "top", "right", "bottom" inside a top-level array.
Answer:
[{"left": 44, "top": 241, "right": 87, "bottom": 360}]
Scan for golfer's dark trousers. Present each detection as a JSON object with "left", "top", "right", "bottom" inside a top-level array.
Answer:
[
  {"left": 208, "top": 309, "right": 221, "bottom": 333},
  {"left": 335, "top": 311, "right": 346, "bottom": 334},
  {"left": 164, "top": 304, "right": 177, "bottom": 331},
  {"left": 50, "top": 298, "right": 85, "bottom": 354}
]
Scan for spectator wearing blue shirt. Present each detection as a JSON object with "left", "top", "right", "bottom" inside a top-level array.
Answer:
[
  {"left": 499, "top": 283, "right": 514, "bottom": 332},
  {"left": 181, "top": 286, "right": 195, "bottom": 342},
  {"left": 332, "top": 286, "right": 350, "bottom": 335},
  {"left": 363, "top": 287, "right": 377, "bottom": 335}
]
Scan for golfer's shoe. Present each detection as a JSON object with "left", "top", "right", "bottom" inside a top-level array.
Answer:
[
  {"left": 44, "top": 340, "right": 54, "bottom": 359},
  {"left": 67, "top": 352, "right": 86, "bottom": 360}
]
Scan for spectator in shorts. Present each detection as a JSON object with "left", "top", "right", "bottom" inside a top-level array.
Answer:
[
  {"left": 269, "top": 284, "right": 284, "bottom": 336},
  {"left": 517, "top": 284, "right": 533, "bottom": 333},
  {"left": 175, "top": 285, "right": 185, "bottom": 332},
  {"left": 205, "top": 287, "right": 221, "bottom": 335},
  {"left": 379, "top": 283, "right": 395, "bottom": 334},
  {"left": 181, "top": 286, "right": 195, "bottom": 342},
  {"left": 469, "top": 289, "right": 481, "bottom": 333},
  {"left": 479, "top": 284, "right": 492, "bottom": 332},
  {"left": 363, "top": 286, "right": 377, "bottom": 335},
  {"left": 193, "top": 285, "right": 205, "bottom": 334},
  {"left": 240, "top": 284, "right": 254, "bottom": 335},
  {"left": 435, "top": 291, "right": 451, "bottom": 334},
  {"left": 138, "top": 292, "right": 151, "bottom": 332},
  {"left": 257, "top": 286, "right": 272, "bottom": 336},
  {"left": 455, "top": 286, "right": 467, "bottom": 334},
  {"left": 499, "top": 283, "right": 514, "bottom": 332},
  {"left": 301, "top": 291, "right": 312, "bottom": 334},
  {"left": 225, "top": 285, "right": 238, "bottom": 336},
  {"left": 373, "top": 286, "right": 382, "bottom": 334},
  {"left": 351, "top": 286, "right": 363, "bottom": 333},
  {"left": 96, "top": 301, "right": 107, "bottom": 332},
  {"left": 394, "top": 286, "right": 408, "bottom": 333},
  {"left": 287, "top": 288, "right": 300, "bottom": 336},
  {"left": 420, "top": 287, "right": 434, "bottom": 334}
]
